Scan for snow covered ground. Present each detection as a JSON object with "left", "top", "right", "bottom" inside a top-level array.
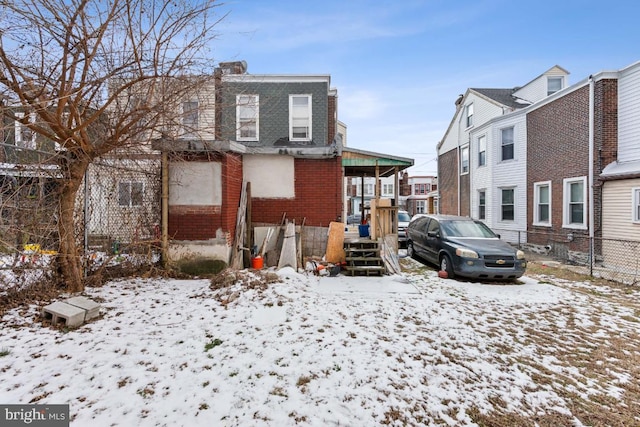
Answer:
[{"left": 1, "top": 256, "right": 639, "bottom": 426}]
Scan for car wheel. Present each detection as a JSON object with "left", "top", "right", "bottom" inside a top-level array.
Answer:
[
  {"left": 407, "top": 241, "right": 415, "bottom": 259},
  {"left": 440, "top": 254, "right": 455, "bottom": 279}
]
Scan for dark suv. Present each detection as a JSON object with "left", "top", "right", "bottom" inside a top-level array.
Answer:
[{"left": 406, "top": 214, "right": 526, "bottom": 280}]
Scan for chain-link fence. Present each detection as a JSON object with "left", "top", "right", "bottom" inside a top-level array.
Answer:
[
  {"left": 494, "top": 228, "right": 640, "bottom": 285},
  {"left": 1, "top": 156, "right": 162, "bottom": 293}
]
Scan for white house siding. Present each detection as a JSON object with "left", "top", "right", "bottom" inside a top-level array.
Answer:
[
  {"left": 469, "top": 122, "right": 492, "bottom": 224},
  {"left": 601, "top": 178, "right": 640, "bottom": 274},
  {"left": 489, "top": 112, "right": 528, "bottom": 244},
  {"left": 512, "top": 66, "right": 569, "bottom": 105},
  {"left": 602, "top": 178, "right": 640, "bottom": 240},
  {"left": 618, "top": 62, "right": 640, "bottom": 163},
  {"left": 439, "top": 91, "right": 504, "bottom": 155}
]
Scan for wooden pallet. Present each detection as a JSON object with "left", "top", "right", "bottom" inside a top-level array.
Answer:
[{"left": 343, "top": 239, "right": 386, "bottom": 276}]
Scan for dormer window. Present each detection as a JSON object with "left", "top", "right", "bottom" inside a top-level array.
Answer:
[{"left": 547, "top": 77, "right": 563, "bottom": 96}]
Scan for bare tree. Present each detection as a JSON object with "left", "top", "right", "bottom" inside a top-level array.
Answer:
[{"left": 0, "top": 0, "right": 226, "bottom": 292}]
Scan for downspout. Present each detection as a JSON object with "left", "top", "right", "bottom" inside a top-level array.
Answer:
[{"left": 588, "top": 75, "right": 595, "bottom": 273}]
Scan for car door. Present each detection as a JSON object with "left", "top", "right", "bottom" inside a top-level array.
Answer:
[
  {"left": 423, "top": 218, "right": 441, "bottom": 264},
  {"left": 408, "top": 217, "right": 430, "bottom": 257}
]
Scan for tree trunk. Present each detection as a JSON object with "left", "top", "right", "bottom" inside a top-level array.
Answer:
[{"left": 57, "top": 160, "right": 89, "bottom": 293}]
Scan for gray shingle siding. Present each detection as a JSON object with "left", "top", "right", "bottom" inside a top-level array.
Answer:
[{"left": 220, "top": 81, "right": 329, "bottom": 147}]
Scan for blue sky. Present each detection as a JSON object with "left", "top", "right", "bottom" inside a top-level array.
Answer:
[{"left": 211, "top": 0, "right": 640, "bottom": 176}]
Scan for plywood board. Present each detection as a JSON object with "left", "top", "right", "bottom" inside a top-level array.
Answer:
[
  {"left": 277, "top": 221, "right": 298, "bottom": 269},
  {"left": 325, "top": 221, "right": 346, "bottom": 263}
]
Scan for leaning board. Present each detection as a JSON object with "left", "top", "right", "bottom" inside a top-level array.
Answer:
[{"left": 325, "top": 221, "right": 346, "bottom": 263}]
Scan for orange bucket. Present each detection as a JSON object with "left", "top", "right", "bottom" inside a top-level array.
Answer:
[{"left": 251, "top": 256, "right": 264, "bottom": 269}]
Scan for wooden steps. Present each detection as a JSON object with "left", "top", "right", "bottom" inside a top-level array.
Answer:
[{"left": 343, "top": 239, "right": 386, "bottom": 276}]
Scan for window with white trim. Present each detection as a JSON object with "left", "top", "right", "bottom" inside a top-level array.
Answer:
[
  {"left": 15, "top": 112, "right": 37, "bottom": 149},
  {"left": 465, "top": 103, "right": 474, "bottom": 127},
  {"left": 118, "top": 182, "right": 143, "bottom": 207},
  {"left": 563, "top": 176, "right": 587, "bottom": 229},
  {"left": 181, "top": 101, "right": 198, "bottom": 138},
  {"left": 501, "top": 188, "right": 515, "bottom": 221},
  {"left": 416, "top": 200, "right": 426, "bottom": 214},
  {"left": 460, "top": 145, "right": 469, "bottom": 174},
  {"left": 632, "top": 187, "right": 640, "bottom": 223},
  {"left": 364, "top": 183, "right": 374, "bottom": 195},
  {"left": 534, "top": 181, "right": 551, "bottom": 226},
  {"left": 289, "top": 94, "right": 312, "bottom": 140},
  {"left": 501, "top": 127, "right": 514, "bottom": 161},
  {"left": 547, "top": 77, "right": 563, "bottom": 96},
  {"left": 478, "top": 190, "right": 486, "bottom": 220},
  {"left": 236, "top": 95, "right": 259, "bottom": 141},
  {"left": 382, "top": 184, "right": 393, "bottom": 196},
  {"left": 478, "top": 135, "right": 486, "bottom": 167}
]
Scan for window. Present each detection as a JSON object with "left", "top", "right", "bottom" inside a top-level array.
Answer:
[
  {"left": 416, "top": 200, "right": 426, "bottom": 214},
  {"left": 501, "top": 188, "right": 514, "bottom": 221},
  {"left": 383, "top": 184, "right": 393, "bottom": 195},
  {"left": 547, "top": 77, "right": 563, "bottom": 96},
  {"left": 461, "top": 145, "right": 469, "bottom": 174},
  {"left": 563, "top": 177, "right": 587, "bottom": 228},
  {"left": 501, "top": 127, "right": 514, "bottom": 161},
  {"left": 478, "top": 135, "right": 486, "bottom": 166},
  {"left": 364, "top": 183, "right": 374, "bottom": 195},
  {"left": 478, "top": 190, "right": 486, "bottom": 220},
  {"left": 633, "top": 188, "right": 640, "bottom": 223},
  {"left": 414, "top": 183, "right": 429, "bottom": 195},
  {"left": 465, "top": 103, "right": 474, "bottom": 127},
  {"left": 118, "top": 182, "right": 143, "bottom": 207},
  {"left": 236, "top": 95, "right": 259, "bottom": 141},
  {"left": 15, "top": 112, "right": 36, "bottom": 149},
  {"left": 182, "top": 101, "right": 198, "bottom": 138},
  {"left": 289, "top": 95, "right": 312, "bottom": 140},
  {"left": 534, "top": 181, "right": 551, "bottom": 226}
]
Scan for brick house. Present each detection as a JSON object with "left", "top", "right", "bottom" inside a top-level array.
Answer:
[
  {"left": 154, "top": 62, "right": 343, "bottom": 263},
  {"left": 529, "top": 61, "right": 639, "bottom": 267}
]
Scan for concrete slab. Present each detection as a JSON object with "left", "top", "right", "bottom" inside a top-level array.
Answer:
[
  {"left": 42, "top": 301, "right": 86, "bottom": 328},
  {"left": 65, "top": 296, "right": 101, "bottom": 320}
]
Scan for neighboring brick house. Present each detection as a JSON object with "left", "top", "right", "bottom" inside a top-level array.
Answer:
[{"left": 155, "top": 61, "right": 343, "bottom": 262}]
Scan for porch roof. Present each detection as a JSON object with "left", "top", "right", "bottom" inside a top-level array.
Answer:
[{"left": 341, "top": 146, "right": 414, "bottom": 177}]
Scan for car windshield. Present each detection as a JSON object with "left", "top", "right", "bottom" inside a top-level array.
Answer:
[
  {"left": 440, "top": 220, "right": 497, "bottom": 238},
  {"left": 398, "top": 212, "right": 411, "bottom": 222}
]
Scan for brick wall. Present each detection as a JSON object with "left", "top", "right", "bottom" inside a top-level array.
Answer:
[
  {"left": 527, "top": 85, "right": 590, "bottom": 247},
  {"left": 594, "top": 79, "right": 618, "bottom": 239},
  {"left": 460, "top": 172, "right": 470, "bottom": 216},
  {"left": 251, "top": 157, "right": 342, "bottom": 226},
  {"left": 527, "top": 80, "right": 618, "bottom": 247},
  {"left": 438, "top": 149, "right": 458, "bottom": 215}
]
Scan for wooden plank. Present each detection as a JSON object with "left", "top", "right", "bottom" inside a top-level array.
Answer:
[
  {"left": 381, "top": 235, "right": 400, "bottom": 275},
  {"left": 230, "top": 181, "right": 248, "bottom": 269},
  {"left": 325, "top": 221, "right": 346, "bottom": 263}
]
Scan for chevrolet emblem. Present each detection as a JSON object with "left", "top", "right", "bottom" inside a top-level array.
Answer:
[{"left": 496, "top": 259, "right": 506, "bottom": 265}]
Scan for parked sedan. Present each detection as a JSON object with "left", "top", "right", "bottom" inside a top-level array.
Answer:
[{"left": 406, "top": 214, "right": 526, "bottom": 280}]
